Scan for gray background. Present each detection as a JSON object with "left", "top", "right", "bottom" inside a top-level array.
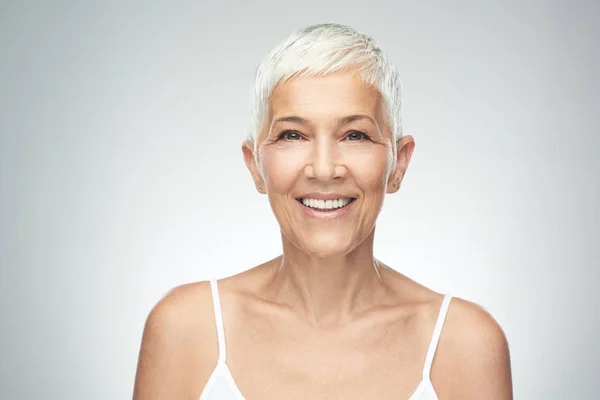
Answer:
[{"left": 1, "top": 0, "right": 598, "bottom": 399}]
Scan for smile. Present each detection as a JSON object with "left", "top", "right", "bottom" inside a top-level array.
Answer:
[{"left": 296, "top": 197, "right": 356, "bottom": 211}]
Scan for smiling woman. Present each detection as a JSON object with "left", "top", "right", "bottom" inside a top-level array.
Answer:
[{"left": 133, "top": 23, "right": 513, "bottom": 400}]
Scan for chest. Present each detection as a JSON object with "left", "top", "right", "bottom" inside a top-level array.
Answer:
[{"left": 223, "top": 311, "right": 431, "bottom": 399}]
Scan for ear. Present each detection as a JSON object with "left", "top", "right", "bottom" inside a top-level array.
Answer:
[
  {"left": 241, "top": 140, "right": 266, "bottom": 194},
  {"left": 386, "top": 134, "right": 415, "bottom": 194}
]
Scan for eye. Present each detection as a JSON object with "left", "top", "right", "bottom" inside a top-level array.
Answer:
[
  {"left": 345, "top": 130, "right": 370, "bottom": 141},
  {"left": 278, "top": 130, "right": 303, "bottom": 141}
]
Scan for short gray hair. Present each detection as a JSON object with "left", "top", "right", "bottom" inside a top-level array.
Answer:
[{"left": 247, "top": 23, "right": 403, "bottom": 144}]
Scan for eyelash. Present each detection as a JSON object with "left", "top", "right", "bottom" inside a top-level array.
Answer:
[{"left": 277, "top": 130, "right": 371, "bottom": 142}]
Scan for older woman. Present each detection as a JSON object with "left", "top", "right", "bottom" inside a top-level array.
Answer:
[{"left": 133, "top": 23, "right": 513, "bottom": 399}]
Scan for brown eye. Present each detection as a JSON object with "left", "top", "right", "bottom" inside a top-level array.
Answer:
[
  {"left": 278, "top": 130, "right": 302, "bottom": 141},
  {"left": 346, "top": 131, "right": 369, "bottom": 141}
]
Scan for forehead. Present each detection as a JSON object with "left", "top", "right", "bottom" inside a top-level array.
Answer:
[{"left": 268, "top": 71, "right": 383, "bottom": 123}]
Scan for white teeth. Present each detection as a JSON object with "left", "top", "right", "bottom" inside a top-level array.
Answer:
[{"left": 300, "top": 198, "right": 352, "bottom": 210}]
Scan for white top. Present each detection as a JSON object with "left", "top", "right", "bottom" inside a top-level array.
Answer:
[{"left": 199, "top": 279, "right": 453, "bottom": 400}]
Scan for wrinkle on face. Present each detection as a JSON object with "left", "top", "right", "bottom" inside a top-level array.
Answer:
[{"left": 247, "top": 71, "right": 399, "bottom": 258}]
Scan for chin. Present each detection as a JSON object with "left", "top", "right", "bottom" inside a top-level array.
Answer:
[{"left": 299, "top": 234, "right": 357, "bottom": 258}]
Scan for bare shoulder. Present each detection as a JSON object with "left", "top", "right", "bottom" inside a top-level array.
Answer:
[
  {"left": 434, "top": 296, "right": 513, "bottom": 399},
  {"left": 133, "top": 281, "right": 219, "bottom": 400}
]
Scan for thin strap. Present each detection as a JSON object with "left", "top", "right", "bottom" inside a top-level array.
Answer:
[
  {"left": 209, "top": 279, "right": 227, "bottom": 364},
  {"left": 422, "top": 294, "right": 452, "bottom": 379}
]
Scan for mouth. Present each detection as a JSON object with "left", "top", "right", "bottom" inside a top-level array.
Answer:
[{"left": 295, "top": 197, "right": 357, "bottom": 211}]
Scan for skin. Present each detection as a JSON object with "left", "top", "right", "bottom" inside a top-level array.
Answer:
[{"left": 133, "top": 71, "right": 513, "bottom": 399}]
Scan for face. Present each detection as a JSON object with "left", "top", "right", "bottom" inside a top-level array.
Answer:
[{"left": 243, "top": 71, "right": 414, "bottom": 258}]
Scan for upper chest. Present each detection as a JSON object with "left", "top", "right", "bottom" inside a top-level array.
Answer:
[{"left": 219, "top": 299, "right": 437, "bottom": 400}]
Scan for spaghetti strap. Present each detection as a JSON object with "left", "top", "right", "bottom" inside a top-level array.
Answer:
[
  {"left": 209, "top": 279, "right": 227, "bottom": 365},
  {"left": 422, "top": 294, "right": 452, "bottom": 379}
]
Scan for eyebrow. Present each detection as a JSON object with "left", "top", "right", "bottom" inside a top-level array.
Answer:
[{"left": 273, "top": 114, "right": 377, "bottom": 127}]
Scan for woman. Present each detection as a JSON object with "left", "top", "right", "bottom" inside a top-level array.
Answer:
[{"left": 133, "top": 23, "right": 513, "bottom": 399}]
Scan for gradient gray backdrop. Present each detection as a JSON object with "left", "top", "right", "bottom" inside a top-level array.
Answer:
[{"left": 1, "top": 1, "right": 598, "bottom": 399}]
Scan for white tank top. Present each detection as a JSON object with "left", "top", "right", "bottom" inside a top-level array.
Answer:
[{"left": 199, "top": 279, "right": 453, "bottom": 400}]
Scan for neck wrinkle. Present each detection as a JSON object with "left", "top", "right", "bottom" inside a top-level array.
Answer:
[{"left": 268, "top": 230, "right": 387, "bottom": 327}]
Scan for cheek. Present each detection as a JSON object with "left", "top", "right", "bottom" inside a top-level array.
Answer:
[
  {"left": 346, "top": 146, "right": 392, "bottom": 188},
  {"left": 260, "top": 147, "right": 305, "bottom": 192}
]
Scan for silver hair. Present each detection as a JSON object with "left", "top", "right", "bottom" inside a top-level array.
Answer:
[{"left": 246, "top": 23, "right": 403, "bottom": 144}]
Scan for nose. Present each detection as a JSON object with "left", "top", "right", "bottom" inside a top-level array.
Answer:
[{"left": 304, "top": 136, "right": 345, "bottom": 181}]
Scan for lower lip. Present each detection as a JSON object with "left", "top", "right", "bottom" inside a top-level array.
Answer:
[{"left": 296, "top": 199, "right": 356, "bottom": 220}]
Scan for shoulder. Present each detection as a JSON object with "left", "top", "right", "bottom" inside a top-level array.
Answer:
[
  {"left": 142, "top": 281, "right": 216, "bottom": 341},
  {"left": 434, "top": 296, "right": 513, "bottom": 399},
  {"left": 133, "top": 281, "right": 219, "bottom": 399}
]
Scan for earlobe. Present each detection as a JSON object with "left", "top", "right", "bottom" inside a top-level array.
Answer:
[
  {"left": 386, "top": 173, "right": 402, "bottom": 193},
  {"left": 386, "top": 135, "right": 414, "bottom": 194}
]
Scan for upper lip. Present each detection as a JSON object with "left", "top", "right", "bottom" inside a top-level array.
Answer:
[{"left": 296, "top": 193, "right": 356, "bottom": 200}]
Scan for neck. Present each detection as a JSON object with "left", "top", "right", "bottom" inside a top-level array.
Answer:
[{"left": 267, "top": 229, "right": 387, "bottom": 327}]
